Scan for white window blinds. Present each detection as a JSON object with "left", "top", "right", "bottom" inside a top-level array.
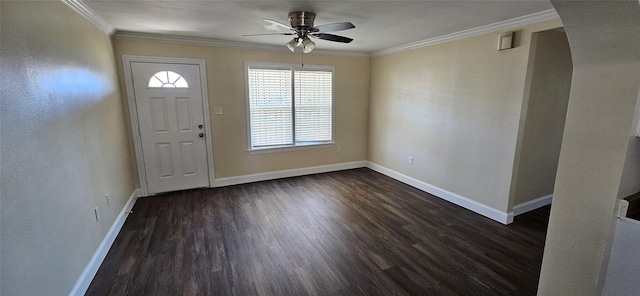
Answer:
[
  {"left": 247, "top": 64, "right": 333, "bottom": 150},
  {"left": 295, "top": 70, "right": 332, "bottom": 143},
  {"left": 248, "top": 68, "right": 293, "bottom": 147}
]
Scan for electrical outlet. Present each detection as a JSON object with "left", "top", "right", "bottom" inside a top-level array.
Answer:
[
  {"left": 214, "top": 107, "right": 224, "bottom": 115},
  {"left": 408, "top": 156, "right": 414, "bottom": 165},
  {"left": 105, "top": 194, "right": 110, "bottom": 206},
  {"left": 336, "top": 146, "right": 341, "bottom": 153},
  {"left": 94, "top": 206, "right": 100, "bottom": 221}
]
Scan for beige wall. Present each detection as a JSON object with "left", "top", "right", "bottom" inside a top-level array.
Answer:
[
  {"left": 539, "top": 1, "right": 640, "bottom": 294},
  {"left": 368, "top": 19, "right": 562, "bottom": 213},
  {"left": 511, "top": 30, "right": 572, "bottom": 206},
  {"left": 5, "top": 2, "right": 637, "bottom": 295},
  {"left": 114, "top": 40, "right": 369, "bottom": 179},
  {"left": 0, "top": 2, "right": 136, "bottom": 295}
]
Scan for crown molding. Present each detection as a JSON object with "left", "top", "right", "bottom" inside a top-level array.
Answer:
[
  {"left": 60, "top": 0, "right": 115, "bottom": 35},
  {"left": 62, "top": 1, "right": 558, "bottom": 59},
  {"left": 114, "top": 31, "right": 371, "bottom": 58},
  {"left": 372, "top": 9, "right": 559, "bottom": 57}
]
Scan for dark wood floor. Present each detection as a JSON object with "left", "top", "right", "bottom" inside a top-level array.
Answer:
[{"left": 87, "top": 168, "right": 550, "bottom": 296}]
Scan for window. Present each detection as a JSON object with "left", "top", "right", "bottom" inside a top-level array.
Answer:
[
  {"left": 246, "top": 63, "right": 333, "bottom": 151},
  {"left": 148, "top": 71, "right": 189, "bottom": 88}
]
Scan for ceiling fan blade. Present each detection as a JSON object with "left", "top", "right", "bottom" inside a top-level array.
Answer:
[
  {"left": 242, "top": 33, "right": 295, "bottom": 37},
  {"left": 313, "top": 22, "right": 355, "bottom": 33},
  {"left": 262, "top": 18, "right": 293, "bottom": 31},
  {"left": 311, "top": 33, "right": 353, "bottom": 43}
]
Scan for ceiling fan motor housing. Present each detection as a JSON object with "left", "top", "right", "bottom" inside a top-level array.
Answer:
[{"left": 289, "top": 11, "right": 316, "bottom": 30}]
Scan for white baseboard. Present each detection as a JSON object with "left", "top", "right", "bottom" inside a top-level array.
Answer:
[
  {"left": 69, "top": 188, "right": 140, "bottom": 296},
  {"left": 213, "top": 161, "right": 367, "bottom": 187},
  {"left": 366, "top": 162, "right": 513, "bottom": 224},
  {"left": 512, "top": 194, "right": 553, "bottom": 216}
]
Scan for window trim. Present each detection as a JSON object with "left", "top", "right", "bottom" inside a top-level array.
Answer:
[{"left": 244, "top": 61, "right": 335, "bottom": 153}]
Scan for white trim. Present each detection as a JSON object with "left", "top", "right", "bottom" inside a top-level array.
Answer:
[
  {"left": 366, "top": 162, "right": 512, "bottom": 224},
  {"left": 213, "top": 161, "right": 366, "bottom": 187},
  {"left": 114, "top": 31, "right": 370, "bottom": 58},
  {"left": 122, "top": 57, "right": 149, "bottom": 195},
  {"left": 122, "top": 55, "right": 215, "bottom": 196},
  {"left": 512, "top": 194, "right": 553, "bottom": 216},
  {"left": 60, "top": 0, "right": 115, "bottom": 36},
  {"left": 248, "top": 142, "right": 335, "bottom": 155},
  {"left": 372, "top": 9, "right": 559, "bottom": 57},
  {"left": 616, "top": 199, "right": 630, "bottom": 218},
  {"left": 69, "top": 189, "right": 140, "bottom": 296},
  {"left": 198, "top": 61, "right": 217, "bottom": 188},
  {"left": 619, "top": 216, "right": 640, "bottom": 227}
]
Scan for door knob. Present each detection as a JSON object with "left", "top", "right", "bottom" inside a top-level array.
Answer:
[
  {"left": 198, "top": 124, "right": 203, "bottom": 129},
  {"left": 199, "top": 133, "right": 204, "bottom": 138}
]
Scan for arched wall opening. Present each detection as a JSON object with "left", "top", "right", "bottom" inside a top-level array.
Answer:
[{"left": 539, "top": 1, "right": 640, "bottom": 294}]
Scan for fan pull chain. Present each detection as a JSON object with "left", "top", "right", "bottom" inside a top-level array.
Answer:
[{"left": 301, "top": 49, "right": 304, "bottom": 67}]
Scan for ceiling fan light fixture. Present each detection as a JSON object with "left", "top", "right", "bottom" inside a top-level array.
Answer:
[
  {"left": 302, "top": 38, "right": 315, "bottom": 53},
  {"left": 286, "top": 38, "right": 298, "bottom": 52}
]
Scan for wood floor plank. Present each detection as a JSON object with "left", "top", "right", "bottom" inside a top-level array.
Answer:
[{"left": 86, "top": 168, "right": 550, "bottom": 295}]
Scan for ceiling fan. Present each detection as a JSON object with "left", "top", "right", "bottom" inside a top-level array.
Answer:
[{"left": 243, "top": 11, "right": 355, "bottom": 53}]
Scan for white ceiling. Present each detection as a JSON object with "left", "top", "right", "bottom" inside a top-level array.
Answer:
[{"left": 83, "top": 0, "right": 555, "bottom": 54}]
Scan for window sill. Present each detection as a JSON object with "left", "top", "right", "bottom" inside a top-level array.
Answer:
[{"left": 248, "top": 142, "right": 335, "bottom": 155}]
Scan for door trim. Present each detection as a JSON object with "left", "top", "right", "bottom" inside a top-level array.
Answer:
[{"left": 122, "top": 55, "right": 215, "bottom": 196}]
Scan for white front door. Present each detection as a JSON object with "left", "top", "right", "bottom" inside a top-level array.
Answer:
[{"left": 130, "top": 62, "right": 210, "bottom": 194}]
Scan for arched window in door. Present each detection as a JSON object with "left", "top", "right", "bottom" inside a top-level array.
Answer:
[{"left": 148, "top": 71, "right": 189, "bottom": 88}]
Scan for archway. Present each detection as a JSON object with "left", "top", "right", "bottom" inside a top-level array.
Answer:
[{"left": 539, "top": 1, "right": 640, "bottom": 294}]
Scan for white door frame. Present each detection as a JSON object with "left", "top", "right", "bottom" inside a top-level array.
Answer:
[{"left": 122, "top": 55, "right": 215, "bottom": 196}]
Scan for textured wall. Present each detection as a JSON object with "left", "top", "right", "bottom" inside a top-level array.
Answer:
[
  {"left": 114, "top": 40, "right": 370, "bottom": 179},
  {"left": 511, "top": 30, "right": 572, "bottom": 206},
  {"left": 368, "top": 19, "right": 562, "bottom": 213},
  {"left": 539, "top": 1, "right": 640, "bottom": 294},
  {"left": 0, "top": 2, "right": 136, "bottom": 295}
]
